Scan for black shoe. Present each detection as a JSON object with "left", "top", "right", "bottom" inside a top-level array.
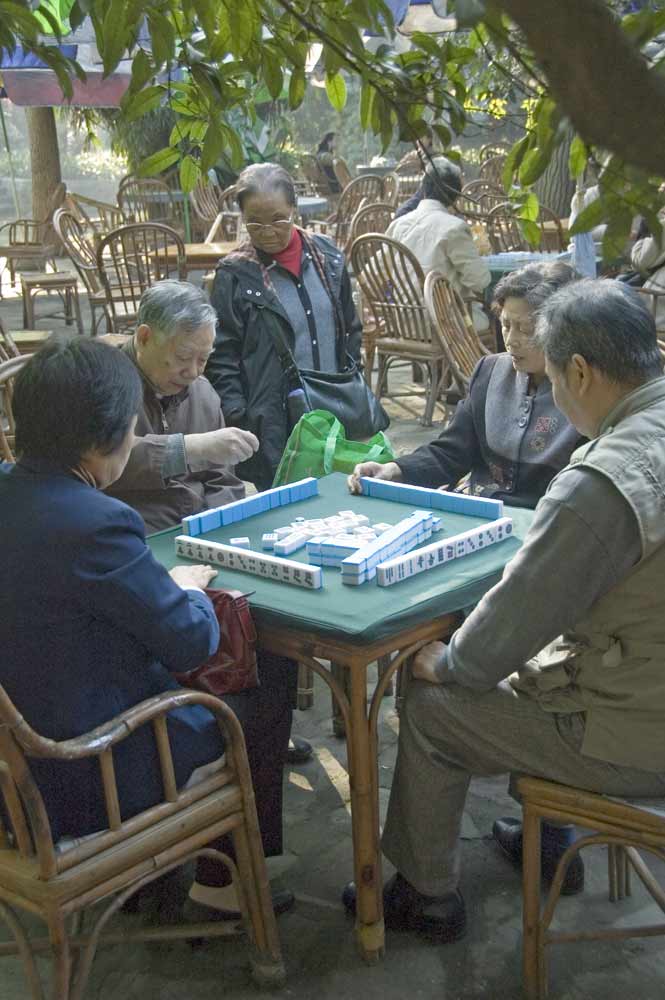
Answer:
[
  {"left": 492, "top": 816, "right": 585, "bottom": 895},
  {"left": 285, "top": 735, "right": 313, "bottom": 764},
  {"left": 342, "top": 873, "right": 466, "bottom": 942}
]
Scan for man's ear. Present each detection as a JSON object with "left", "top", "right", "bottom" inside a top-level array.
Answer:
[
  {"left": 135, "top": 324, "right": 152, "bottom": 348},
  {"left": 570, "top": 353, "right": 593, "bottom": 397}
]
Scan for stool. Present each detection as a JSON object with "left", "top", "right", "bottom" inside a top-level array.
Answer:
[
  {"left": 4, "top": 329, "right": 52, "bottom": 354},
  {"left": 21, "top": 271, "right": 83, "bottom": 335}
]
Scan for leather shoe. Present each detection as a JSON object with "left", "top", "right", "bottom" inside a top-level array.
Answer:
[
  {"left": 493, "top": 816, "right": 585, "bottom": 895},
  {"left": 342, "top": 873, "right": 466, "bottom": 942},
  {"left": 285, "top": 735, "right": 313, "bottom": 764}
]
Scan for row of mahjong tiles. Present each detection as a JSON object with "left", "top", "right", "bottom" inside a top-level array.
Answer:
[{"left": 175, "top": 476, "right": 514, "bottom": 589}]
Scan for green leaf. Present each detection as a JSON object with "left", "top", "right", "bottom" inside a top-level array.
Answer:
[
  {"left": 518, "top": 147, "right": 550, "bottom": 186},
  {"left": 226, "top": 0, "right": 256, "bottom": 57},
  {"left": 179, "top": 154, "right": 200, "bottom": 194},
  {"left": 263, "top": 50, "right": 284, "bottom": 100},
  {"left": 288, "top": 68, "right": 306, "bottom": 109},
  {"left": 169, "top": 120, "right": 192, "bottom": 146},
  {"left": 210, "top": 8, "right": 232, "bottom": 60},
  {"left": 222, "top": 125, "right": 244, "bottom": 170},
  {"left": 128, "top": 49, "right": 153, "bottom": 95},
  {"left": 568, "top": 136, "right": 588, "bottom": 180},
  {"left": 148, "top": 12, "right": 176, "bottom": 69},
  {"left": 121, "top": 85, "right": 164, "bottom": 122},
  {"left": 101, "top": 0, "right": 127, "bottom": 75},
  {"left": 432, "top": 122, "right": 451, "bottom": 148},
  {"left": 325, "top": 72, "right": 347, "bottom": 111},
  {"left": 518, "top": 192, "right": 540, "bottom": 223},
  {"left": 601, "top": 207, "right": 632, "bottom": 262},
  {"left": 502, "top": 136, "right": 529, "bottom": 189},
  {"left": 192, "top": 0, "right": 216, "bottom": 41},
  {"left": 456, "top": 0, "right": 487, "bottom": 29},
  {"left": 137, "top": 146, "right": 181, "bottom": 178},
  {"left": 569, "top": 198, "right": 606, "bottom": 236},
  {"left": 360, "top": 82, "right": 374, "bottom": 130},
  {"left": 201, "top": 123, "right": 225, "bottom": 172}
]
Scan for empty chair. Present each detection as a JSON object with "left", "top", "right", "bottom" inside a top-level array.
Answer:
[
  {"left": 189, "top": 174, "right": 223, "bottom": 239},
  {"left": 0, "top": 182, "right": 66, "bottom": 290},
  {"left": 457, "top": 179, "right": 507, "bottom": 221},
  {"left": 0, "top": 682, "right": 285, "bottom": 999},
  {"left": 486, "top": 202, "right": 531, "bottom": 253},
  {"left": 117, "top": 177, "right": 176, "bottom": 228},
  {"left": 479, "top": 153, "right": 508, "bottom": 187},
  {"left": 316, "top": 174, "right": 384, "bottom": 254},
  {"left": 96, "top": 223, "right": 187, "bottom": 333},
  {"left": 333, "top": 156, "right": 353, "bottom": 190},
  {"left": 204, "top": 184, "right": 242, "bottom": 243},
  {"left": 66, "top": 193, "right": 125, "bottom": 235},
  {"left": 349, "top": 202, "right": 395, "bottom": 243},
  {"left": 351, "top": 234, "right": 448, "bottom": 425},
  {"left": 396, "top": 173, "right": 423, "bottom": 200},
  {"left": 424, "top": 270, "right": 490, "bottom": 398},
  {"left": 53, "top": 208, "right": 112, "bottom": 335},
  {"left": 382, "top": 172, "right": 399, "bottom": 207}
]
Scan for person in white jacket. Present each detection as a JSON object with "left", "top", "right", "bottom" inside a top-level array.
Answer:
[
  {"left": 386, "top": 157, "right": 491, "bottom": 333},
  {"left": 631, "top": 207, "right": 665, "bottom": 331}
]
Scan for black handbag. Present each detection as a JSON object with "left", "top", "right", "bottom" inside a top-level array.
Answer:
[{"left": 267, "top": 325, "right": 390, "bottom": 440}]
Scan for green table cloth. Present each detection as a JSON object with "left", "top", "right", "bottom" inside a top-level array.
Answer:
[{"left": 147, "top": 472, "right": 533, "bottom": 645}]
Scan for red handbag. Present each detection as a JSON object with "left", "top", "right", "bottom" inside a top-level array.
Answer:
[{"left": 175, "top": 588, "right": 259, "bottom": 696}]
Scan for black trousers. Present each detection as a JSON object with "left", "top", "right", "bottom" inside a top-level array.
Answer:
[{"left": 196, "top": 652, "right": 296, "bottom": 886}]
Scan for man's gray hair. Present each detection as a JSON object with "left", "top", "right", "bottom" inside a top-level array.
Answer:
[
  {"left": 136, "top": 280, "right": 217, "bottom": 340},
  {"left": 422, "top": 156, "right": 462, "bottom": 207},
  {"left": 534, "top": 279, "right": 663, "bottom": 386}
]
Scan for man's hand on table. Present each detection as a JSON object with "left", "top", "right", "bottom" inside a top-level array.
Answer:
[
  {"left": 347, "top": 460, "right": 402, "bottom": 495},
  {"left": 412, "top": 641, "right": 447, "bottom": 685},
  {"left": 185, "top": 428, "right": 259, "bottom": 468},
  {"left": 170, "top": 565, "right": 217, "bottom": 591}
]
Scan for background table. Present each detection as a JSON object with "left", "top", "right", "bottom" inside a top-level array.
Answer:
[
  {"left": 163, "top": 241, "right": 236, "bottom": 272},
  {"left": 148, "top": 473, "right": 533, "bottom": 959},
  {"left": 297, "top": 196, "right": 329, "bottom": 220}
]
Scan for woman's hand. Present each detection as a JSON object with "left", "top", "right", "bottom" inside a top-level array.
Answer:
[
  {"left": 347, "top": 460, "right": 402, "bottom": 495},
  {"left": 412, "top": 641, "right": 447, "bottom": 685},
  {"left": 169, "top": 565, "right": 217, "bottom": 590}
]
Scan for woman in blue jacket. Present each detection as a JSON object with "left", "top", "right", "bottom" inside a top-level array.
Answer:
[{"left": 0, "top": 337, "right": 287, "bottom": 918}]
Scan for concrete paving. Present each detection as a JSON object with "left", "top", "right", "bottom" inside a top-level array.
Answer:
[{"left": 1, "top": 276, "right": 665, "bottom": 999}]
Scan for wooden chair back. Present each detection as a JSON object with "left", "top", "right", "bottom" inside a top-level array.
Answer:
[
  {"left": 205, "top": 184, "right": 242, "bottom": 243},
  {"left": 190, "top": 175, "right": 222, "bottom": 223},
  {"left": 351, "top": 234, "right": 438, "bottom": 347},
  {"left": 53, "top": 209, "right": 105, "bottom": 297},
  {"left": 0, "top": 353, "right": 32, "bottom": 461},
  {"left": 300, "top": 153, "right": 331, "bottom": 197},
  {"left": 66, "top": 193, "right": 125, "bottom": 235},
  {"left": 518, "top": 775, "right": 665, "bottom": 999},
  {"left": 0, "top": 681, "right": 284, "bottom": 995},
  {"left": 486, "top": 202, "right": 530, "bottom": 253},
  {"left": 349, "top": 202, "right": 395, "bottom": 243},
  {"left": 333, "top": 175, "right": 384, "bottom": 252},
  {"left": 424, "top": 270, "right": 489, "bottom": 395},
  {"left": 478, "top": 142, "right": 510, "bottom": 163},
  {"left": 96, "top": 223, "right": 187, "bottom": 332},
  {"left": 333, "top": 157, "right": 353, "bottom": 190},
  {"left": 396, "top": 174, "right": 422, "bottom": 200},
  {"left": 117, "top": 177, "right": 175, "bottom": 227},
  {"left": 382, "top": 172, "right": 399, "bottom": 206},
  {"left": 479, "top": 154, "right": 508, "bottom": 187},
  {"left": 0, "top": 316, "right": 20, "bottom": 361},
  {"left": 457, "top": 180, "right": 507, "bottom": 221},
  {"left": 395, "top": 157, "right": 424, "bottom": 176},
  {"left": 537, "top": 204, "right": 566, "bottom": 252}
]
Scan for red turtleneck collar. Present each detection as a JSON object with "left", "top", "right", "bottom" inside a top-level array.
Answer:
[{"left": 272, "top": 227, "right": 302, "bottom": 278}]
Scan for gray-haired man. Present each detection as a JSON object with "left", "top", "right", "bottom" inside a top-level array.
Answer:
[
  {"left": 344, "top": 279, "right": 665, "bottom": 940},
  {"left": 106, "top": 279, "right": 258, "bottom": 532}
]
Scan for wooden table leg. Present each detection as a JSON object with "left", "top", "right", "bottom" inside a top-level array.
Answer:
[
  {"left": 331, "top": 661, "right": 351, "bottom": 737},
  {"left": 348, "top": 660, "right": 385, "bottom": 962}
]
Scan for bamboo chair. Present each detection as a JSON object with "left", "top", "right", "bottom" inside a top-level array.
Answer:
[
  {"left": 333, "top": 156, "right": 353, "bottom": 190},
  {"left": 486, "top": 202, "right": 531, "bottom": 253},
  {"left": 424, "top": 270, "right": 490, "bottom": 400},
  {"left": 0, "top": 353, "right": 32, "bottom": 461},
  {"left": 0, "top": 683, "right": 285, "bottom": 999},
  {"left": 66, "top": 194, "right": 125, "bottom": 236},
  {"left": 537, "top": 205, "right": 566, "bottom": 252},
  {"left": 205, "top": 184, "right": 242, "bottom": 243},
  {"left": 53, "top": 209, "right": 112, "bottom": 336},
  {"left": 299, "top": 154, "right": 332, "bottom": 197},
  {"left": 0, "top": 183, "right": 66, "bottom": 292},
  {"left": 349, "top": 202, "right": 395, "bottom": 243},
  {"left": 478, "top": 142, "right": 511, "bottom": 163},
  {"left": 117, "top": 177, "right": 176, "bottom": 228},
  {"left": 351, "top": 234, "right": 448, "bottom": 426},
  {"left": 96, "top": 223, "right": 187, "bottom": 334},
  {"left": 311, "top": 175, "right": 384, "bottom": 254},
  {"left": 396, "top": 174, "right": 423, "bottom": 200},
  {"left": 519, "top": 776, "right": 665, "bottom": 1000},
  {"left": 189, "top": 175, "right": 223, "bottom": 240},
  {"left": 479, "top": 154, "right": 508, "bottom": 188},
  {"left": 457, "top": 180, "right": 506, "bottom": 222},
  {"left": 382, "top": 173, "right": 399, "bottom": 207},
  {"left": 0, "top": 313, "right": 50, "bottom": 360}
]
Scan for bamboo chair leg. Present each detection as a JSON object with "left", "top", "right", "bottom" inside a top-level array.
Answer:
[
  {"left": 522, "top": 809, "right": 546, "bottom": 1000},
  {"left": 608, "top": 843, "right": 619, "bottom": 902},
  {"left": 377, "top": 655, "right": 393, "bottom": 697},
  {"left": 296, "top": 662, "right": 314, "bottom": 711},
  {"left": 422, "top": 362, "right": 438, "bottom": 427},
  {"left": 48, "top": 914, "right": 72, "bottom": 1000},
  {"left": 0, "top": 900, "right": 44, "bottom": 1000},
  {"left": 331, "top": 661, "right": 351, "bottom": 738},
  {"left": 232, "top": 828, "right": 286, "bottom": 988}
]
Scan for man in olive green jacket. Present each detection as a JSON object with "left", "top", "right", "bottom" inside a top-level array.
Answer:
[{"left": 347, "top": 280, "right": 665, "bottom": 942}]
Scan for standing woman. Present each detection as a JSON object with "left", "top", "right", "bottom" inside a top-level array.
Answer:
[
  {"left": 206, "top": 162, "right": 363, "bottom": 490},
  {"left": 315, "top": 131, "right": 342, "bottom": 194}
]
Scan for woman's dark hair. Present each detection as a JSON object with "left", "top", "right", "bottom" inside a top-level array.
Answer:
[
  {"left": 422, "top": 157, "right": 462, "bottom": 207},
  {"left": 13, "top": 335, "right": 142, "bottom": 466},
  {"left": 235, "top": 162, "right": 297, "bottom": 211},
  {"left": 317, "top": 131, "right": 336, "bottom": 154},
  {"left": 492, "top": 261, "right": 578, "bottom": 315}
]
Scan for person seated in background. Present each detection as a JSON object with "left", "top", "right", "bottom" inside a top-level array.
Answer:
[
  {"left": 631, "top": 203, "right": 665, "bottom": 327},
  {"left": 107, "top": 281, "right": 312, "bottom": 769},
  {"left": 315, "top": 131, "right": 342, "bottom": 194},
  {"left": 387, "top": 157, "right": 491, "bottom": 335},
  {"left": 0, "top": 337, "right": 293, "bottom": 921},
  {"left": 344, "top": 279, "right": 665, "bottom": 941},
  {"left": 350, "top": 262, "right": 581, "bottom": 510},
  {"left": 105, "top": 280, "right": 255, "bottom": 534}
]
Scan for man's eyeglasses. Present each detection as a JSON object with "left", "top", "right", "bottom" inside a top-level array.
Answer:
[{"left": 244, "top": 213, "right": 294, "bottom": 236}]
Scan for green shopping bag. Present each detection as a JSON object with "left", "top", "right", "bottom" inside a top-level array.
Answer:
[{"left": 273, "top": 410, "right": 395, "bottom": 486}]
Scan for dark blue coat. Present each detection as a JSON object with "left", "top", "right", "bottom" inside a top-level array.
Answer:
[{"left": 0, "top": 459, "right": 222, "bottom": 841}]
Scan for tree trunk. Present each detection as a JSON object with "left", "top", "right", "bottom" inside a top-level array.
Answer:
[
  {"left": 25, "top": 107, "right": 62, "bottom": 220},
  {"left": 534, "top": 127, "right": 576, "bottom": 217}
]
